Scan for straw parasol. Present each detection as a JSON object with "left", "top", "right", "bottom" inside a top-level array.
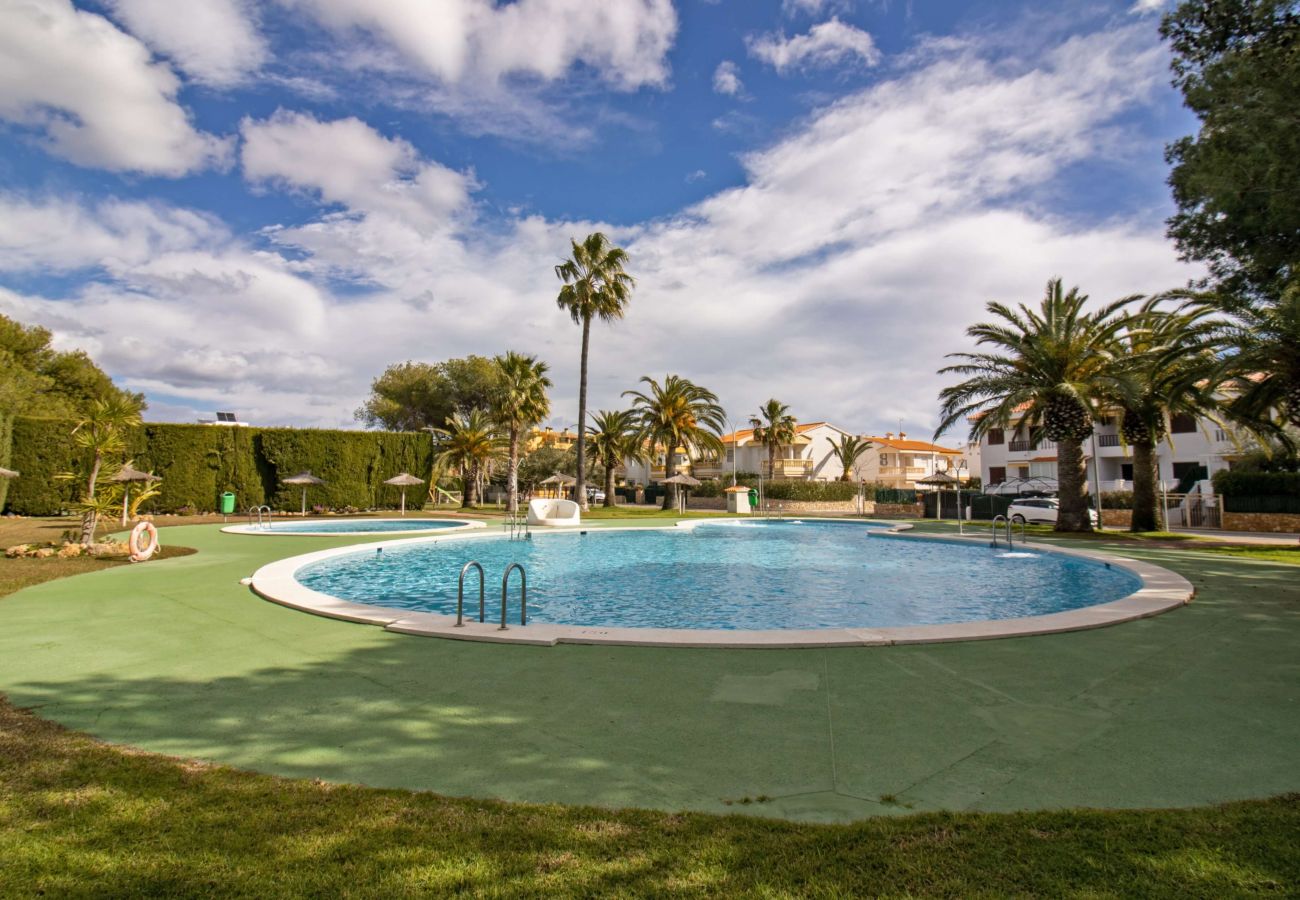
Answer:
[
  {"left": 661, "top": 472, "right": 702, "bottom": 513},
  {"left": 539, "top": 472, "right": 576, "bottom": 498},
  {"left": 282, "top": 471, "right": 325, "bottom": 516},
  {"left": 384, "top": 472, "right": 425, "bottom": 516},
  {"left": 109, "top": 463, "right": 159, "bottom": 526},
  {"left": 916, "top": 470, "right": 961, "bottom": 522}
]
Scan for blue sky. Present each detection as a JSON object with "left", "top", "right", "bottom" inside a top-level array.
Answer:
[{"left": 0, "top": 0, "right": 1198, "bottom": 436}]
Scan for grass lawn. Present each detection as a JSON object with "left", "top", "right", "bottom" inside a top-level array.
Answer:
[
  {"left": 1193, "top": 545, "right": 1300, "bottom": 565},
  {"left": 1, "top": 514, "right": 1298, "bottom": 895}
]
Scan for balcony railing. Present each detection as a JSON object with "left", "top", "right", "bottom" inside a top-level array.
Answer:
[
  {"left": 1008, "top": 440, "right": 1033, "bottom": 452},
  {"left": 762, "top": 459, "right": 813, "bottom": 479},
  {"left": 1097, "top": 433, "right": 1122, "bottom": 447}
]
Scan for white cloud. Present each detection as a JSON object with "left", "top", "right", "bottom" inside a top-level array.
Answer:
[
  {"left": 279, "top": 0, "right": 679, "bottom": 89},
  {"left": 240, "top": 110, "right": 476, "bottom": 230},
  {"left": 0, "top": 0, "right": 230, "bottom": 175},
  {"left": 685, "top": 169, "right": 707, "bottom": 183},
  {"left": 0, "top": 22, "right": 1199, "bottom": 434},
  {"left": 713, "top": 60, "right": 744, "bottom": 95},
  {"left": 0, "top": 194, "right": 227, "bottom": 272},
  {"left": 748, "top": 18, "right": 882, "bottom": 73},
  {"left": 1129, "top": 0, "right": 1166, "bottom": 14},
  {"left": 105, "top": 0, "right": 267, "bottom": 87},
  {"left": 783, "top": 0, "right": 853, "bottom": 15}
]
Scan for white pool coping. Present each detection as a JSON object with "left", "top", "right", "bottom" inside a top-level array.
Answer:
[
  {"left": 223, "top": 518, "right": 485, "bottom": 537},
  {"left": 246, "top": 520, "right": 1194, "bottom": 649}
]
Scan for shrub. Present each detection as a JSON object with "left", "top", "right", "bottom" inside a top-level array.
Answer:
[
  {"left": 761, "top": 481, "right": 859, "bottom": 502},
  {"left": 1213, "top": 469, "right": 1300, "bottom": 497},
  {"left": 1101, "top": 491, "right": 1134, "bottom": 510}
]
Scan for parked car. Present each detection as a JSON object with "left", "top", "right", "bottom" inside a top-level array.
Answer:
[
  {"left": 1006, "top": 497, "right": 1098, "bottom": 526},
  {"left": 585, "top": 488, "right": 606, "bottom": 503}
]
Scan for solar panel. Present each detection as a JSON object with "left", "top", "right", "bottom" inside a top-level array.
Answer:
[{"left": 216, "top": 412, "right": 236, "bottom": 422}]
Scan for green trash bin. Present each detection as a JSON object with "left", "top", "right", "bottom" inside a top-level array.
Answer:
[
  {"left": 748, "top": 488, "right": 759, "bottom": 509},
  {"left": 220, "top": 492, "right": 236, "bottom": 515}
]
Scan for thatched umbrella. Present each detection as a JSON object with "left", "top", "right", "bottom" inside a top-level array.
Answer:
[
  {"left": 661, "top": 472, "right": 702, "bottom": 514},
  {"left": 916, "top": 470, "right": 960, "bottom": 522},
  {"left": 109, "top": 463, "right": 159, "bottom": 526},
  {"left": 282, "top": 471, "right": 325, "bottom": 516},
  {"left": 539, "top": 473, "right": 576, "bottom": 499},
  {"left": 384, "top": 472, "right": 425, "bottom": 516}
]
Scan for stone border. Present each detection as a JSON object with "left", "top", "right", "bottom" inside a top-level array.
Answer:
[
  {"left": 223, "top": 518, "right": 484, "bottom": 537},
  {"left": 246, "top": 520, "right": 1193, "bottom": 648}
]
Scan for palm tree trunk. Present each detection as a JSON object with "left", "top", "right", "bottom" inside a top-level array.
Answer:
[
  {"left": 1129, "top": 441, "right": 1160, "bottom": 532},
  {"left": 768, "top": 444, "right": 776, "bottom": 480},
  {"left": 662, "top": 449, "right": 675, "bottom": 511},
  {"left": 604, "top": 463, "right": 616, "bottom": 508},
  {"left": 462, "top": 464, "right": 478, "bottom": 508},
  {"left": 574, "top": 315, "right": 591, "bottom": 512},
  {"left": 507, "top": 427, "right": 520, "bottom": 514},
  {"left": 1055, "top": 439, "right": 1093, "bottom": 532},
  {"left": 79, "top": 451, "right": 102, "bottom": 546}
]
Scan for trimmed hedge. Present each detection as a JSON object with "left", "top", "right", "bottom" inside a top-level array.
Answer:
[
  {"left": 0, "top": 412, "right": 12, "bottom": 513},
  {"left": 1213, "top": 469, "right": 1300, "bottom": 497},
  {"left": 2, "top": 416, "right": 434, "bottom": 515},
  {"left": 760, "top": 481, "right": 859, "bottom": 502}
]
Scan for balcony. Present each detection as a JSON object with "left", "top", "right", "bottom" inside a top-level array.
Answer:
[
  {"left": 692, "top": 461, "right": 723, "bottom": 479},
  {"left": 762, "top": 459, "right": 814, "bottom": 479},
  {"left": 1007, "top": 440, "right": 1033, "bottom": 452},
  {"left": 1097, "top": 433, "right": 1121, "bottom": 447}
]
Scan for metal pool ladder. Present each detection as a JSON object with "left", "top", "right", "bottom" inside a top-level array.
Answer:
[
  {"left": 247, "top": 505, "right": 272, "bottom": 530},
  {"left": 504, "top": 508, "right": 530, "bottom": 540},
  {"left": 454, "top": 561, "right": 528, "bottom": 630},
  {"left": 990, "top": 515, "right": 1026, "bottom": 549}
]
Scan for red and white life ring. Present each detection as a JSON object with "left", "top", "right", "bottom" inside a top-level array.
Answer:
[{"left": 129, "top": 521, "right": 160, "bottom": 562}]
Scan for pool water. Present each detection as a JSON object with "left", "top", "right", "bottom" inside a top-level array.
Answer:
[
  {"left": 259, "top": 519, "right": 469, "bottom": 534},
  {"left": 295, "top": 521, "right": 1142, "bottom": 630}
]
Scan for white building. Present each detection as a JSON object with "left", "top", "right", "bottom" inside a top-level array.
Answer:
[
  {"left": 975, "top": 409, "right": 1245, "bottom": 493},
  {"left": 858, "top": 432, "right": 979, "bottom": 489}
]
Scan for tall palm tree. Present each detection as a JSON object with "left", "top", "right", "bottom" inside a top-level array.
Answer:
[
  {"left": 936, "top": 279, "right": 1131, "bottom": 532},
  {"left": 585, "top": 409, "right": 645, "bottom": 508},
  {"left": 430, "top": 409, "right": 503, "bottom": 508},
  {"left": 829, "top": 434, "right": 873, "bottom": 482},
  {"left": 1209, "top": 277, "right": 1300, "bottom": 434},
  {"left": 750, "top": 398, "right": 798, "bottom": 479},
  {"left": 70, "top": 395, "right": 142, "bottom": 545},
  {"left": 555, "top": 232, "right": 635, "bottom": 511},
  {"left": 491, "top": 351, "right": 552, "bottom": 514},
  {"left": 1100, "top": 298, "right": 1220, "bottom": 532},
  {"left": 624, "top": 375, "right": 727, "bottom": 511}
]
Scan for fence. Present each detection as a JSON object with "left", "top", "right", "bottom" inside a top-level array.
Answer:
[{"left": 1222, "top": 495, "right": 1300, "bottom": 514}]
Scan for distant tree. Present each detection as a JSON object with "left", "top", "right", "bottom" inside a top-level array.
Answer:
[
  {"left": 0, "top": 313, "right": 144, "bottom": 419},
  {"left": 1160, "top": 0, "right": 1300, "bottom": 302},
  {"left": 828, "top": 434, "right": 873, "bottom": 482},
  {"left": 1204, "top": 277, "right": 1300, "bottom": 433},
  {"left": 624, "top": 375, "right": 726, "bottom": 511},
  {"left": 585, "top": 409, "right": 646, "bottom": 508},
  {"left": 936, "top": 279, "right": 1131, "bottom": 533},
  {"left": 749, "top": 399, "right": 798, "bottom": 480},
  {"left": 430, "top": 410, "right": 503, "bottom": 508},
  {"left": 491, "top": 352, "right": 552, "bottom": 514},
  {"left": 516, "top": 446, "right": 577, "bottom": 495},
  {"left": 555, "top": 232, "right": 635, "bottom": 512},
  {"left": 355, "top": 356, "right": 501, "bottom": 432}
]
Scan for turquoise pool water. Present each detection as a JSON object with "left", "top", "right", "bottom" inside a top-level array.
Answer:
[
  {"left": 258, "top": 519, "right": 469, "bottom": 534},
  {"left": 295, "top": 521, "right": 1142, "bottom": 630}
]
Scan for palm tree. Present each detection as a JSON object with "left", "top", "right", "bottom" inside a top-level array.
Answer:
[
  {"left": 750, "top": 399, "right": 798, "bottom": 479},
  {"left": 623, "top": 375, "right": 726, "bottom": 511},
  {"left": 491, "top": 351, "right": 552, "bottom": 514},
  {"left": 585, "top": 409, "right": 645, "bottom": 508},
  {"left": 430, "top": 409, "right": 503, "bottom": 508},
  {"left": 70, "top": 395, "right": 142, "bottom": 545},
  {"left": 555, "top": 232, "right": 635, "bottom": 512},
  {"left": 1100, "top": 298, "right": 1220, "bottom": 532},
  {"left": 1209, "top": 278, "right": 1300, "bottom": 434},
  {"left": 829, "top": 434, "right": 873, "bottom": 482},
  {"left": 936, "top": 279, "right": 1131, "bottom": 532}
]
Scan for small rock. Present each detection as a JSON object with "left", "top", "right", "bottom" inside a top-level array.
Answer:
[
  {"left": 57, "top": 543, "right": 83, "bottom": 558},
  {"left": 5, "top": 544, "right": 29, "bottom": 559},
  {"left": 34, "top": 547, "right": 56, "bottom": 559}
]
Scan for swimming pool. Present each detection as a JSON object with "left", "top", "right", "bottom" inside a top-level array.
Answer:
[
  {"left": 292, "top": 520, "right": 1144, "bottom": 631},
  {"left": 224, "top": 518, "right": 479, "bottom": 536}
]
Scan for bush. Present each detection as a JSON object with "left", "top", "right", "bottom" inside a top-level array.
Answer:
[
  {"left": 1213, "top": 469, "right": 1300, "bottom": 497},
  {"left": 761, "top": 481, "right": 859, "bottom": 502},
  {"left": 1101, "top": 491, "right": 1134, "bottom": 510}
]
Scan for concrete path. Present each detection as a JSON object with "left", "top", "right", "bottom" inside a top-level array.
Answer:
[{"left": 0, "top": 523, "right": 1295, "bottom": 823}]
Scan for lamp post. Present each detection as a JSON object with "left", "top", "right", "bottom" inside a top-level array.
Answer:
[
  {"left": 724, "top": 417, "right": 740, "bottom": 487},
  {"left": 954, "top": 459, "right": 968, "bottom": 535}
]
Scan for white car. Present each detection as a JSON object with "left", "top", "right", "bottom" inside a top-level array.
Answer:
[{"left": 1006, "top": 497, "right": 1098, "bottom": 526}]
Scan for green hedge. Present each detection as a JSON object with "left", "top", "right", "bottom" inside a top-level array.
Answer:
[
  {"left": 1212, "top": 469, "right": 1300, "bottom": 497},
  {"left": 0, "top": 412, "right": 13, "bottom": 513},
  {"left": 761, "top": 481, "right": 859, "bottom": 502},
  {"left": 2, "top": 416, "right": 434, "bottom": 515}
]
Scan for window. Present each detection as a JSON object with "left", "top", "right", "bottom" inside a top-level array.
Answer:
[
  {"left": 725, "top": 449, "right": 734, "bottom": 462},
  {"left": 989, "top": 466, "right": 1006, "bottom": 484},
  {"left": 987, "top": 428, "right": 1005, "bottom": 445},
  {"left": 1170, "top": 413, "right": 1197, "bottom": 434},
  {"left": 880, "top": 453, "right": 890, "bottom": 466},
  {"left": 1121, "top": 463, "right": 1133, "bottom": 481}
]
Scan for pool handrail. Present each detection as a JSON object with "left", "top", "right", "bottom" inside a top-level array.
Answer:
[
  {"left": 456, "top": 561, "right": 486, "bottom": 627},
  {"left": 991, "top": 514, "right": 1013, "bottom": 549},
  {"left": 501, "top": 563, "right": 527, "bottom": 630}
]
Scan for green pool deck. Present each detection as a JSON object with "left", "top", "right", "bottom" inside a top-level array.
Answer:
[{"left": 0, "top": 521, "right": 1296, "bottom": 824}]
